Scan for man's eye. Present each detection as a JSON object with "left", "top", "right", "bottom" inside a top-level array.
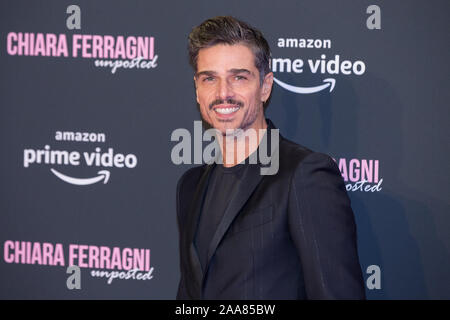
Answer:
[
  {"left": 203, "top": 76, "right": 215, "bottom": 82},
  {"left": 234, "top": 75, "right": 247, "bottom": 81}
]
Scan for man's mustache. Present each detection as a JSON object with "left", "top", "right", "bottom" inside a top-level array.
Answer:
[{"left": 209, "top": 99, "right": 244, "bottom": 110}]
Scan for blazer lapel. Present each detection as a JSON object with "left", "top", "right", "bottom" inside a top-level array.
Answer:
[
  {"left": 204, "top": 161, "right": 264, "bottom": 278},
  {"left": 184, "top": 163, "right": 215, "bottom": 295}
]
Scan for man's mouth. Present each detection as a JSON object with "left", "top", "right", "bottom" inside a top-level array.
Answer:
[
  {"left": 209, "top": 99, "right": 244, "bottom": 119},
  {"left": 213, "top": 105, "right": 241, "bottom": 115}
]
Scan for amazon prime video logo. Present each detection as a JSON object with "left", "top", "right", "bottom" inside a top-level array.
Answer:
[
  {"left": 23, "top": 130, "right": 137, "bottom": 186},
  {"left": 272, "top": 37, "right": 367, "bottom": 94}
]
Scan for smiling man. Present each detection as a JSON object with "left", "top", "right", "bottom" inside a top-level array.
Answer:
[
  {"left": 194, "top": 43, "right": 270, "bottom": 133},
  {"left": 176, "top": 16, "right": 365, "bottom": 300}
]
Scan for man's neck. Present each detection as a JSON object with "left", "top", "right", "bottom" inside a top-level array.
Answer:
[{"left": 218, "top": 119, "right": 268, "bottom": 167}]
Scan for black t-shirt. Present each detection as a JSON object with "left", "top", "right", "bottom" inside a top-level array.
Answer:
[{"left": 194, "top": 162, "right": 247, "bottom": 272}]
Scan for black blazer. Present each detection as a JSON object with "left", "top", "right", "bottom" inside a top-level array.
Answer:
[{"left": 176, "top": 120, "right": 366, "bottom": 299}]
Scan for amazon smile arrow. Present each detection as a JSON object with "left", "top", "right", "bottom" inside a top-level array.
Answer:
[
  {"left": 273, "top": 77, "right": 336, "bottom": 94},
  {"left": 50, "top": 168, "right": 110, "bottom": 185}
]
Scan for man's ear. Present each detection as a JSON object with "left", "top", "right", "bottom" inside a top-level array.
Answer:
[{"left": 261, "top": 72, "right": 274, "bottom": 103}]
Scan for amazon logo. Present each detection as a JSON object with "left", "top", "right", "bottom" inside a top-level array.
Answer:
[
  {"left": 271, "top": 55, "right": 366, "bottom": 94},
  {"left": 23, "top": 133, "right": 138, "bottom": 186}
]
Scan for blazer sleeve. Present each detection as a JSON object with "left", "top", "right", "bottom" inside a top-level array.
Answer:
[
  {"left": 287, "top": 152, "right": 366, "bottom": 299},
  {"left": 175, "top": 170, "right": 189, "bottom": 300}
]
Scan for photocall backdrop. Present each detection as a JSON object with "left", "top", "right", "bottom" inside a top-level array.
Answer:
[{"left": 1, "top": 0, "right": 449, "bottom": 299}]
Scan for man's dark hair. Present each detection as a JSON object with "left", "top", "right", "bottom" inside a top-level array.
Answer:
[{"left": 188, "top": 16, "right": 271, "bottom": 84}]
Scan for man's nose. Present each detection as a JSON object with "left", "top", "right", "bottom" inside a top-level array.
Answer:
[{"left": 216, "top": 78, "right": 234, "bottom": 100}]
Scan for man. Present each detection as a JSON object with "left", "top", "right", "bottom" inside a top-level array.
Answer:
[{"left": 176, "top": 16, "right": 365, "bottom": 299}]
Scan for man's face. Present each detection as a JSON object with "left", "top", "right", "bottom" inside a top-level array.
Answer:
[{"left": 194, "top": 43, "right": 273, "bottom": 135}]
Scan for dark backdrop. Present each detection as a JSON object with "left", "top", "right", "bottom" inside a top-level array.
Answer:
[{"left": 1, "top": 0, "right": 449, "bottom": 299}]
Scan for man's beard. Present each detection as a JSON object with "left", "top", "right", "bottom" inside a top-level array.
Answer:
[{"left": 206, "top": 98, "right": 259, "bottom": 136}]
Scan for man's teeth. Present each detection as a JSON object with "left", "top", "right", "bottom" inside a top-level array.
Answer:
[{"left": 215, "top": 107, "right": 240, "bottom": 114}]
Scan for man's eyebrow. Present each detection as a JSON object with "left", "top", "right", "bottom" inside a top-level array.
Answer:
[
  {"left": 229, "top": 68, "right": 252, "bottom": 75},
  {"left": 195, "top": 70, "right": 217, "bottom": 78},
  {"left": 195, "top": 69, "right": 254, "bottom": 78}
]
